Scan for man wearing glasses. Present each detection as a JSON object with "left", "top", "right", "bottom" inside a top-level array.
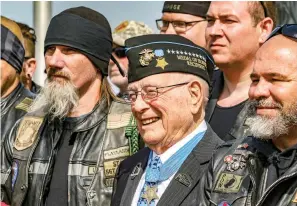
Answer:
[
  {"left": 156, "top": 1, "right": 210, "bottom": 47},
  {"left": 108, "top": 20, "right": 153, "bottom": 96},
  {"left": 198, "top": 24, "right": 297, "bottom": 206},
  {"left": 111, "top": 34, "right": 223, "bottom": 206}
]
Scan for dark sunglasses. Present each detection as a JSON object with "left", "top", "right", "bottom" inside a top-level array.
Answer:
[
  {"left": 112, "top": 47, "right": 126, "bottom": 58},
  {"left": 266, "top": 24, "right": 297, "bottom": 42}
]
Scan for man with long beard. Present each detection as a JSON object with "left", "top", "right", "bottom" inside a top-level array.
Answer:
[
  {"left": 1, "top": 7, "right": 141, "bottom": 206},
  {"left": 198, "top": 24, "right": 297, "bottom": 206}
]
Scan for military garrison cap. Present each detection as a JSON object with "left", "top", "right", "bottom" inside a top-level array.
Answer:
[
  {"left": 162, "top": 1, "right": 210, "bottom": 18},
  {"left": 125, "top": 34, "right": 215, "bottom": 85}
]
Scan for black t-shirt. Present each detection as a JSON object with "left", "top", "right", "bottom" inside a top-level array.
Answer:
[
  {"left": 45, "top": 114, "right": 88, "bottom": 206},
  {"left": 209, "top": 101, "right": 246, "bottom": 141}
]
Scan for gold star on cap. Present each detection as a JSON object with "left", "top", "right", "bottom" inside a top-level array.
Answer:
[
  {"left": 156, "top": 57, "right": 168, "bottom": 70},
  {"left": 141, "top": 185, "right": 159, "bottom": 204}
]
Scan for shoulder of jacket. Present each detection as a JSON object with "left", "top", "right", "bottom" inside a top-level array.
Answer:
[{"left": 118, "top": 147, "right": 150, "bottom": 172}]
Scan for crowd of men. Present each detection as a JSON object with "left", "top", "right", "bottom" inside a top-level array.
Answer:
[{"left": 1, "top": 1, "right": 297, "bottom": 206}]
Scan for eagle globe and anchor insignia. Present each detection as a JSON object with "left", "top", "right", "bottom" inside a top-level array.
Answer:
[{"left": 139, "top": 49, "right": 155, "bottom": 66}]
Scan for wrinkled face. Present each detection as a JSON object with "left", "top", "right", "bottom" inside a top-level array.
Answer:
[
  {"left": 108, "top": 45, "right": 128, "bottom": 91},
  {"left": 45, "top": 45, "right": 98, "bottom": 91},
  {"left": 247, "top": 37, "right": 297, "bottom": 139},
  {"left": 128, "top": 73, "right": 193, "bottom": 151},
  {"left": 206, "top": 1, "right": 261, "bottom": 66},
  {"left": 161, "top": 12, "right": 208, "bottom": 47},
  {"left": 0, "top": 59, "right": 18, "bottom": 97}
]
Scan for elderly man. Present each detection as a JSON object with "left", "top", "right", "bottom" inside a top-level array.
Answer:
[
  {"left": 17, "top": 22, "right": 42, "bottom": 94},
  {"left": 1, "top": 16, "right": 35, "bottom": 142},
  {"left": 156, "top": 1, "right": 210, "bottom": 47},
  {"left": 108, "top": 20, "right": 153, "bottom": 95},
  {"left": 205, "top": 1, "right": 276, "bottom": 141},
  {"left": 1, "top": 7, "right": 141, "bottom": 206},
  {"left": 199, "top": 24, "right": 297, "bottom": 206},
  {"left": 111, "top": 34, "right": 223, "bottom": 206}
]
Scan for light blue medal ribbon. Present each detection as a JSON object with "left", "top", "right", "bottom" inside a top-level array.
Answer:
[
  {"left": 146, "top": 130, "right": 205, "bottom": 182},
  {"left": 138, "top": 130, "right": 205, "bottom": 206}
]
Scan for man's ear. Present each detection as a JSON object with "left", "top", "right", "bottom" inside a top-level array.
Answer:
[
  {"left": 188, "top": 81, "right": 203, "bottom": 114},
  {"left": 258, "top": 17, "right": 274, "bottom": 44},
  {"left": 24, "top": 58, "right": 37, "bottom": 78}
]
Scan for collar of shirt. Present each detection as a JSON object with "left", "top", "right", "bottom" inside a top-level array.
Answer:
[{"left": 152, "top": 120, "right": 207, "bottom": 164}]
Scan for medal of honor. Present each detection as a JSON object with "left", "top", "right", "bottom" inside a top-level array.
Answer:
[{"left": 141, "top": 184, "right": 159, "bottom": 204}]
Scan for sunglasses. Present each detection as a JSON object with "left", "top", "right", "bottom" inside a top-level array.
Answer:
[
  {"left": 112, "top": 47, "right": 126, "bottom": 58},
  {"left": 266, "top": 24, "right": 297, "bottom": 42}
]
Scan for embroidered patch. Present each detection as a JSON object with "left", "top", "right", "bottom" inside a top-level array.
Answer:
[
  {"left": 218, "top": 201, "right": 230, "bottom": 206},
  {"left": 103, "top": 146, "right": 130, "bottom": 160},
  {"left": 88, "top": 166, "right": 96, "bottom": 175},
  {"left": 103, "top": 159, "right": 123, "bottom": 178},
  {"left": 104, "top": 178, "right": 114, "bottom": 188},
  {"left": 107, "top": 112, "right": 132, "bottom": 129},
  {"left": 14, "top": 116, "right": 43, "bottom": 150},
  {"left": 214, "top": 172, "right": 244, "bottom": 193},
  {"left": 15, "top": 97, "right": 33, "bottom": 112},
  {"left": 11, "top": 161, "right": 19, "bottom": 190}
]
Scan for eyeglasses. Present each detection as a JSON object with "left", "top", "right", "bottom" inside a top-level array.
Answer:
[
  {"left": 260, "top": 1, "right": 268, "bottom": 18},
  {"left": 266, "top": 24, "right": 297, "bottom": 42},
  {"left": 123, "top": 82, "right": 189, "bottom": 103},
  {"left": 112, "top": 47, "right": 126, "bottom": 58},
  {"left": 156, "top": 19, "right": 207, "bottom": 33}
]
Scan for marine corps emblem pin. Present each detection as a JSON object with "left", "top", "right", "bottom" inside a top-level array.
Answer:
[{"left": 139, "top": 49, "right": 155, "bottom": 66}]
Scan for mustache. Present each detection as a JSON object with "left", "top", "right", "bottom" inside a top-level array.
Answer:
[
  {"left": 47, "top": 68, "right": 71, "bottom": 80},
  {"left": 253, "top": 99, "right": 282, "bottom": 109}
]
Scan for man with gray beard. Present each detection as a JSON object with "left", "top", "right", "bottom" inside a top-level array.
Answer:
[
  {"left": 1, "top": 7, "right": 141, "bottom": 206},
  {"left": 198, "top": 24, "right": 297, "bottom": 206}
]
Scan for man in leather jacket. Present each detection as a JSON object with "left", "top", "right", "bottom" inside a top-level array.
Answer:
[
  {"left": 205, "top": 2, "right": 276, "bottom": 141},
  {"left": 198, "top": 24, "right": 297, "bottom": 206},
  {"left": 1, "top": 16, "right": 36, "bottom": 143},
  {"left": 1, "top": 7, "right": 141, "bottom": 206}
]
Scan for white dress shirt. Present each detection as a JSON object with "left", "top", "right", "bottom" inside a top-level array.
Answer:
[{"left": 131, "top": 120, "right": 207, "bottom": 206}]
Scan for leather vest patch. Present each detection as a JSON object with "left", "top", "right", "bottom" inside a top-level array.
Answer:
[
  {"left": 107, "top": 112, "right": 131, "bottom": 129},
  {"left": 14, "top": 116, "right": 43, "bottom": 150},
  {"left": 15, "top": 97, "right": 33, "bottom": 112},
  {"left": 103, "top": 146, "right": 130, "bottom": 160},
  {"left": 214, "top": 172, "right": 244, "bottom": 193}
]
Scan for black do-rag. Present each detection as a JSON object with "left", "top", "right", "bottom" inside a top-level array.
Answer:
[
  {"left": 125, "top": 34, "right": 215, "bottom": 86},
  {"left": 162, "top": 1, "right": 210, "bottom": 18},
  {"left": 44, "top": 6, "right": 112, "bottom": 75},
  {"left": 1, "top": 25, "right": 25, "bottom": 73}
]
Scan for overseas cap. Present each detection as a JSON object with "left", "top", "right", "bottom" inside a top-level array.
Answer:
[
  {"left": 125, "top": 34, "right": 215, "bottom": 85},
  {"left": 162, "top": 1, "right": 210, "bottom": 18},
  {"left": 112, "top": 20, "right": 154, "bottom": 47}
]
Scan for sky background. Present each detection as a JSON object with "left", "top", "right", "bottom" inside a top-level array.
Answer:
[{"left": 1, "top": 1, "right": 164, "bottom": 32}]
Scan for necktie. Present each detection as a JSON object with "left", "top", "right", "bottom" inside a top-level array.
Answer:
[{"left": 137, "top": 155, "right": 162, "bottom": 206}]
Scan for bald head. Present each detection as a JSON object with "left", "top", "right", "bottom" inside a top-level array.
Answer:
[
  {"left": 256, "top": 35, "right": 297, "bottom": 70},
  {"left": 1, "top": 16, "right": 24, "bottom": 46}
]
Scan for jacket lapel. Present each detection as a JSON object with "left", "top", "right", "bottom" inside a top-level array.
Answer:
[
  {"left": 158, "top": 126, "right": 221, "bottom": 205},
  {"left": 120, "top": 149, "right": 150, "bottom": 206}
]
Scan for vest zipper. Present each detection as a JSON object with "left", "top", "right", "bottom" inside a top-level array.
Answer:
[{"left": 255, "top": 171, "right": 297, "bottom": 206}]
